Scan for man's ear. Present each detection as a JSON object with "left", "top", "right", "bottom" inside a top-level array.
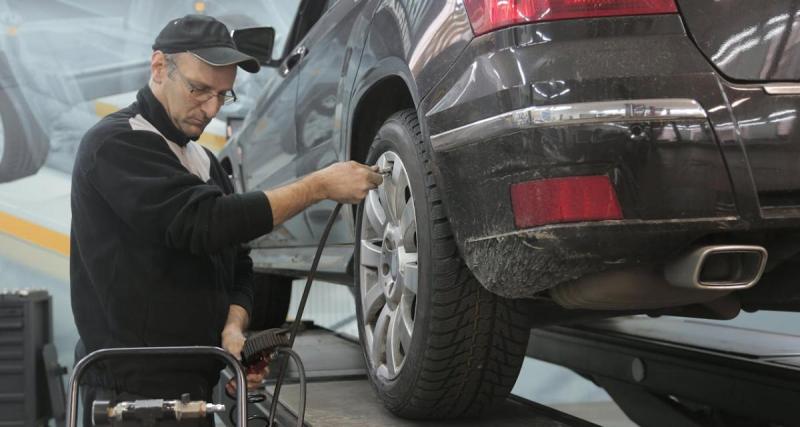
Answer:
[{"left": 151, "top": 51, "right": 167, "bottom": 84}]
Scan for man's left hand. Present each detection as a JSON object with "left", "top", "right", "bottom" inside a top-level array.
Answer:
[
  {"left": 222, "top": 325, "right": 270, "bottom": 393},
  {"left": 226, "top": 369, "right": 270, "bottom": 395},
  {"left": 222, "top": 326, "right": 247, "bottom": 360}
]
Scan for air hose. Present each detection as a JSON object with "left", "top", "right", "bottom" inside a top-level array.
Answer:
[
  {"left": 264, "top": 201, "right": 342, "bottom": 427},
  {"left": 243, "top": 165, "right": 390, "bottom": 426},
  {"left": 228, "top": 201, "right": 343, "bottom": 427}
]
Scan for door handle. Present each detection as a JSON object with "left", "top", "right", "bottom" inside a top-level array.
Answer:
[{"left": 280, "top": 46, "right": 308, "bottom": 76}]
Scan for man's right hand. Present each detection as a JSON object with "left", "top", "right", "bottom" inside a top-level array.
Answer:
[
  {"left": 265, "top": 161, "right": 384, "bottom": 227},
  {"left": 310, "top": 161, "right": 383, "bottom": 204}
]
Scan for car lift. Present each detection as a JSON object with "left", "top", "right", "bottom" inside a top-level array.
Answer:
[
  {"left": 529, "top": 316, "right": 800, "bottom": 427},
  {"left": 212, "top": 317, "right": 799, "bottom": 427}
]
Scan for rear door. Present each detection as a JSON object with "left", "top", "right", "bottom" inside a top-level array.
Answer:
[
  {"left": 233, "top": 0, "right": 312, "bottom": 247},
  {"left": 678, "top": 0, "right": 800, "bottom": 212},
  {"left": 294, "top": 0, "right": 375, "bottom": 244},
  {"left": 678, "top": 0, "right": 800, "bottom": 81}
]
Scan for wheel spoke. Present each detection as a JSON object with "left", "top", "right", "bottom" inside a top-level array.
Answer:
[
  {"left": 393, "top": 299, "right": 413, "bottom": 353},
  {"left": 362, "top": 279, "right": 385, "bottom": 321},
  {"left": 399, "top": 253, "right": 418, "bottom": 295},
  {"left": 379, "top": 180, "right": 394, "bottom": 224},
  {"left": 391, "top": 166, "right": 410, "bottom": 226},
  {"left": 386, "top": 310, "right": 400, "bottom": 377},
  {"left": 360, "top": 239, "right": 382, "bottom": 268},
  {"left": 371, "top": 305, "right": 391, "bottom": 368},
  {"left": 399, "top": 199, "right": 416, "bottom": 248},
  {"left": 365, "top": 190, "right": 386, "bottom": 236}
]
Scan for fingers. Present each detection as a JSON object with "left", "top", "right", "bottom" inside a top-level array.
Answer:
[
  {"left": 228, "top": 366, "right": 270, "bottom": 394},
  {"left": 321, "top": 161, "right": 386, "bottom": 203},
  {"left": 367, "top": 170, "right": 383, "bottom": 188},
  {"left": 351, "top": 161, "right": 382, "bottom": 188}
]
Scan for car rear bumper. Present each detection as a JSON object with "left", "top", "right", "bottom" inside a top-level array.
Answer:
[{"left": 419, "top": 15, "right": 800, "bottom": 297}]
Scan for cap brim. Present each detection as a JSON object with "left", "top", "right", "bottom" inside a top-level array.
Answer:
[{"left": 189, "top": 46, "right": 260, "bottom": 73}]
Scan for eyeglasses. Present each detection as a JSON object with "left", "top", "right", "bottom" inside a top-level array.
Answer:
[{"left": 167, "top": 58, "right": 237, "bottom": 105}]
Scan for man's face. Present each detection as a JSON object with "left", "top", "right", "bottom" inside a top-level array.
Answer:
[{"left": 154, "top": 52, "right": 237, "bottom": 138}]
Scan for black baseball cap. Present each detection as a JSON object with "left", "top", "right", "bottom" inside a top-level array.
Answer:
[{"left": 152, "top": 14, "right": 260, "bottom": 73}]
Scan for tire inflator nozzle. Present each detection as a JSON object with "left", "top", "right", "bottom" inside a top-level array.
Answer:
[{"left": 241, "top": 328, "right": 290, "bottom": 373}]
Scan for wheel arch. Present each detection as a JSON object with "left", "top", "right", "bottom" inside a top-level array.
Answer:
[{"left": 347, "top": 65, "right": 418, "bottom": 166}]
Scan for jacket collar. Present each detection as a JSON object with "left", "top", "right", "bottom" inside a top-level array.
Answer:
[{"left": 136, "top": 85, "right": 192, "bottom": 147}]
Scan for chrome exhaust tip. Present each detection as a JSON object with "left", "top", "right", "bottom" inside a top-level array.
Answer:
[{"left": 664, "top": 245, "right": 768, "bottom": 291}]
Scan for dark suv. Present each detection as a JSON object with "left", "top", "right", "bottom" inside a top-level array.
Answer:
[{"left": 221, "top": 0, "right": 800, "bottom": 419}]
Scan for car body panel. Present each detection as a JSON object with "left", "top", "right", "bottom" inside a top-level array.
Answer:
[
  {"left": 241, "top": 0, "right": 473, "bottom": 268},
  {"left": 228, "top": 2, "right": 800, "bottom": 304},
  {"left": 420, "top": 14, "right": 800, "bottom": 297},
  {"left": 713, "top": 82, "right": 800, "bottom": 212},
  {"left": 295, "top": 0, "right": 375, "bottom": 245},
  {"left": 677, "top": 0, "right": 800, "bottom": 81}
]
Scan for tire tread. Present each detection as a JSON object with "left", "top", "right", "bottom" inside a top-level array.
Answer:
[{"left": 374, "top": 109, "right": 529, "bottom": 419}]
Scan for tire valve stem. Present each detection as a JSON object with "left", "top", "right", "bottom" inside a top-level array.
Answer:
[{"left": 377, "top": 165, "right": 393, "bottom": 176}]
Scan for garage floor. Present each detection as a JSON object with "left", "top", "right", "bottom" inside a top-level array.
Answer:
[{"left": 283, "top": 281, "right": 638, "bottom": 426}]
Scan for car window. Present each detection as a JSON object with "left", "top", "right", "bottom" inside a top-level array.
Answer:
[
  {"left": 282, "top": 0, "right": 330, "bottom": 57},
  {"left": 207, "top": 0, "right": 304, "bottom": 120}
]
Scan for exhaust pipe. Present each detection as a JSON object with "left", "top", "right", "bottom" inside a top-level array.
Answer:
[
  {"left": 550, "top": 245, "right": 768, "bottom": 311},
  {"left": 664, "top": 245, "right": 768, "bottom": 291}
]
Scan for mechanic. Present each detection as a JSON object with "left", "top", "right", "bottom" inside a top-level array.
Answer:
[{"left": 69, "top": 15, "right": 382, "bottom": 426}]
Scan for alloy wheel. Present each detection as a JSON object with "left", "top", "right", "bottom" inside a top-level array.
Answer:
[{"left": 359, "top": 151, "right": 418, "bottom": 380}]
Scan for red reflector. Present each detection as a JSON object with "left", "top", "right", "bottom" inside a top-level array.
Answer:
[
  {"left": 510, "top": 176, "right": 623, "bottom": 228},
  {"left": 464, "top": 0, "right": 678, "bottom": 35}
]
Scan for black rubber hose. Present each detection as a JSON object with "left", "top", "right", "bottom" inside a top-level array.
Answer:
[
  {"left": 268, "top": 202, "right": 342, "bottom": 427},
  {"left": 277, "top": 347, "right": 306, "bottom": 426}
]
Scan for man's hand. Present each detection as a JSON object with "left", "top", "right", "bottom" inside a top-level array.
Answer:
[
  {"left": 309, "top": 161, "right": 383, "bottom": 204},
  {"left": 221, "top": 326, "right": 247, "bottom": 360},
  {"left": 221, "top": 305, "right": 249, "bottom": 360},
  {"left": 225, "top": 368, "right": 270, "bottom": 395},
  {"left": 221, "top": 305, "right": 267, "bottom": 392},
  {"left": 265, "top": 161, "right": 384, "bottom": 227},
  {"left": 221, "top": 324, "right": 269, "bottom": 393}
]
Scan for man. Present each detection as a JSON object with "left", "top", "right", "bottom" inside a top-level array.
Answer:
[{"left": 70, "top": 15, "right": 382, "bottom": 425}]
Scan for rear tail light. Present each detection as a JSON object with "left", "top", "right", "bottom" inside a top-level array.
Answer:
[
  {"left": 510, "top": 175, "right": 623, "bottom": 228},
  {"left": 463, "top": 0, "right": 678, "bottom": 36}
]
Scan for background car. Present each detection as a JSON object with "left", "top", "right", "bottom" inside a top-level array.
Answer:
[
  {"left": 221, "top": 0, "right": 800, "bottom": 419},
  {"left": 0, "top": 0, "right": 295, "bottom": 182}
]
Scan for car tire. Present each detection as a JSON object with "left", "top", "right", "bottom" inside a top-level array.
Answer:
[
  {"left": 354, "top": 109, "right": 530, "bottom": 419},
  {"left": 249, "top": 273, "right": 293, "bottom": 330},
  {"left": 0, "top": 81, "right": 48, "bottom": 183}
]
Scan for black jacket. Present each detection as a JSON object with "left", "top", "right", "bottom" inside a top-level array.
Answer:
[{"left": 70, "top": 86, "right": 273, "bottom": 396}]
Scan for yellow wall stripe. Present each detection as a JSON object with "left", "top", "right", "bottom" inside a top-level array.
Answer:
[
  {"left": 0, "top": 211, "right": 69, "bottom": 257},
  {"left": 197, "top": 133, "right": 226, "bottom": 152},
  {"left": 94, "top": 101, "right": 119, "bottom": 118}
]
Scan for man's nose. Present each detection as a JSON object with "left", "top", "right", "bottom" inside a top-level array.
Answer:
[{"left": 200, "top": 95, "right": 223, "bottom": 118}]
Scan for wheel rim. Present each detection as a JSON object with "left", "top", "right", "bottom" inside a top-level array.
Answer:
[{"left": 359, "top": 151, "right": 418, "bottom": 380}]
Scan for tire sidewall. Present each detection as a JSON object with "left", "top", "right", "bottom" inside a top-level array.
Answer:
[{"left": 355, "top": 112, "right": 433, "bottom": 408}]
